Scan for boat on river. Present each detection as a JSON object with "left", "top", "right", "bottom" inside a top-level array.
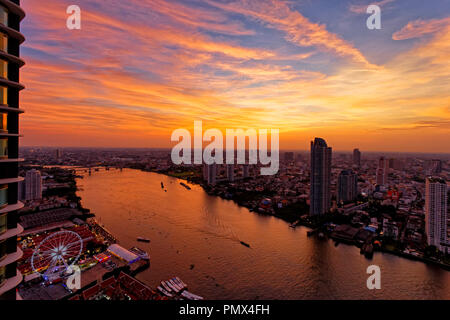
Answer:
[
  {"left": 137, "top": 237, "right": 150, "bottom": 243},
  {"left": 240, "top": 241, "right": 250, "bottom": 248},
  {"left": 180, "top": 182, "right": 191, "bottom": 190},
  {"left": 157, "top": 286, "right": 173, "bottom": 297},
  {"left": 130, "top": 247, "right": 150, "bottom": 260}
]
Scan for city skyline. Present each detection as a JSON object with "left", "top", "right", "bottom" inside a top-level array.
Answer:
[{"left": 19, "top": 0, "right": 450, "bottom": 152}]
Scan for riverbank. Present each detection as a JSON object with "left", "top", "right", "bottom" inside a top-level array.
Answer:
[
  {"left": 74, "top": 168, "right": 450, "bottom": 299},
  {"left": 136, "top": 167, "right": 450, "bottom": 272}
]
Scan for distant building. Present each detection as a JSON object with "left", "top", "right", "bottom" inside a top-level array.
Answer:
[
  {"left": 18, "top": 179, "right": 26, "bottom": 201},
  {"left": 425, "top": 177, "right": 448, "bottom": 253},
  {"left": 207, "top": 164, "right": 217, "bottom": 185},
  {"left": 243, "top": 164, "right": 250, "bottom": 179},
  {"left": 202, "top": 164, "right": 208, "bottom": 181},
  {"left": 426, "top": 159, "right": 442, "bottom": 175},
  {"left": 352, "top": 149, "right": 361, "bottom": 167},
  {"left": 25, "top": 169, "right": 42, "bottom": 201},
  {"left": 310, "top": 138, "right": 332, "bottom": 216},
  {"left": 376, "top": 157, "right": 389, "bottom": 186},
  {"left": 382, "top": 219, "right": 399, "bottom": 240},
  {"left": 389, "top": 158, "right": 405, "bottom": 171},
  {"left": 227, "top": 164, "right": 234, "bottom": 182},
  {"left": 56, "top": 148, "right": 62, "bottom": 159},
  {"left": 284, "top": 152, "right": 294, "bottom": 162},
  {"left": 337, "top": 170, "right": 358, "bottom": 204}
]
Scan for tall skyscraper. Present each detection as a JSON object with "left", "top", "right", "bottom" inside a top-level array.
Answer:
[
  {"left": 352, "top": 149, "right": 361, "bottom": 167},
  {"left": 202, "top": 163, "right": 208, "bottom": 182},
  {"left": 207, "top": 164, "right": 217, "bottom": 185},
  {"left": 337, "top": 170, "right": 358, "bottom": 204},
  {"left": 376, "top": 157, "right": 389, "bottom": 186},
  {"left": 243, "top": 164, "right": 250, "bottom": 179},
  {"left": 227, "top": 164, "right": 234, "bottom": 182},
  {"left": 425, "top": 177, "right": 448, "bottom": 254},
  {"left": 25, "top": 169, "right": 42, "bottom": 201},
  {"left": 0, "top": 0, "right": 26, "bottom": 300},
  {"left": 310, "top": 138, "right": 332, "bottom": 216}
]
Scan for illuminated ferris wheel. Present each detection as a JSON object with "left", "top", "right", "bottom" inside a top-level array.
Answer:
[{"left": 31, "top": 231, "right": 83, "bottom": 278}]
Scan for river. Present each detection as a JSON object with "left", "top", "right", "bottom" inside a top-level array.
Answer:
[{"left": 76, "top": 169, "right": 450, "bottom": 300}]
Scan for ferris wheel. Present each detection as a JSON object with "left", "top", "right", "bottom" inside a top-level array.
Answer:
[{"left": 31, "top": 230, "right": 83, "bottom": 278}]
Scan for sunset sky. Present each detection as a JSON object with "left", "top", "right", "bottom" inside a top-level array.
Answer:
[{"left": 19, "top": 0, "right": 450, "bottom": 152}]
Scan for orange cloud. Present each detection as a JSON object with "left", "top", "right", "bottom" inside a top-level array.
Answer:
[
  {"left": 349, "top": 0, "right": 395, "bottom": 14},
  {"left": 206, "top": 0, "right": 375, "bottom": 67},
  {"left": 18, "top": 0, "right": 450, "bottom": 152},
  {"left": 392, "top": 17, "right": 450, "bottom": 40}
]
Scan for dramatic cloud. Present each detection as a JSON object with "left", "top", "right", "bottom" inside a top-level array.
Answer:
[
  {"left": 206, "top": 0, "right": 375, "bottom": 67},
  {"left": 18, "top": 0, "right": 450, "bottom": 151},
  {"left": 349, "top": 0, "right": 395, "bottom": 14},
  {"left": 393, "top": 17, "right": 450, "bottom": 40}
]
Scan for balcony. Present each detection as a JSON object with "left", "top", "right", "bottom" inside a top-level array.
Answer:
[
  {"left": 0, "top": 269, "right": 22, "bottom": 296},
  {"left": 0, "top": 223, "right": 23, "bottom": 241},
  {"left": 0, "top": 247, "right": 22, "bottom": 268},
  {"left": 0, "top": 137, "right": 5, "bottom": 159},
  {"left": 0, "top": 184, "right": 6, "bottom": 209},
  {"left": 0, "top": 112, "right": 5, "bottom": 132}
]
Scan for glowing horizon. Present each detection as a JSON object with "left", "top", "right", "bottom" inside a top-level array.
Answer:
[{"left": 19, "top": 0, "right": 450, "bottom": 152}]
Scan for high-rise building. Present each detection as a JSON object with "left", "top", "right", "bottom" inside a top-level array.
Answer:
[
  {"left": 243, "top": 164, "right": 250, "bottom": 179},
  {"left": 426, "top": 159, "right": 442, "bottom": 175},
  {"left": 202, "top": 163, "right": 208, "bottom": 182},
  {"left": 425, "top": 177, "right": 448, "bottom": 254},
  {"left": 376, "top": 157, "right": 389, "bottom": 186},
  {"left": 0, "top": 0, "right": 26, "bottom": 300},
  {"left": 284, "top": 152, "right": 294, "bottom": 162},
  {"left": 352, "top": 149, "right": 361, "bottom": 167},
  {"left": 207, "top": 164, "right": 217, "bottom": 185},
  {"left": 310, "top": 138, "right": 332, "bottom": 216},
  {"left": 389, "top": 158, "right": 405, "bottom": 171},
  {"left": 25, "top": 169, "right": 42, "bottom": 201},
  {"left": 17, "top": 179, "right": 25, "bottom": 201},
  {"left": 227, "top": 164, "right": 234, "bottom": 182},
  {"left": 337, "top": 170, "right": 358, "bottom": 204}
]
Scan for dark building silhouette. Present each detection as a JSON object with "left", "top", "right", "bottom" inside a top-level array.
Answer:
[
  {"left": 0, "top": 0, "right": 25, "bottom": 300},
  {"left": 310, "top": 138, "right": 332, "bottom": 216},
  {"left": 352, "top": 148, "right": 361, "bottom": 167},
  {"left": 337, "top": 170, "right": 358, "bottom": 204},
  {"left": 284, "top": 152, "right": 294, "bottom": 162},
  {"left": 376, "top": 156, "right": 389, "bottom": 186}
]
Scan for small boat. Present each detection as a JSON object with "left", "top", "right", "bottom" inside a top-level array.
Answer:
[
  {"left": 137, "top": 237, "right": 150, "bottom": 243},
  {"left": 172, "top": 277, "right": 186, "bottom": 289},
  {"left": 240, "top": 241, "right": 250, "bottom": 248},
  {"left": 130, "top": 247, "right": 150, "bottom": 260},
  {"left": 161, "top": 281, "right": 173, "bottom": 293},
  {"left": 161, "top": 182, "right": 164, "bottom": 189},
  {"left": 289, "top": 220, "right": 300, "bottom": 228},
  {"left": 157, "top": 286, "right": 173, "bottom": 297},
  {"left": 181, "top": 290, "right": 204, "bottom": 300},
  {"left": 180, "top": 182, "right": 191, "bottom": 190},
  {"left": 165, "top": 280, "right": 180, "bottom": 293},
  {"left": 168, "top": 279, "right": 183, "bottom": 291},
  {"left": 175, "top": 277, "right": 188, "bottom": 289}
]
